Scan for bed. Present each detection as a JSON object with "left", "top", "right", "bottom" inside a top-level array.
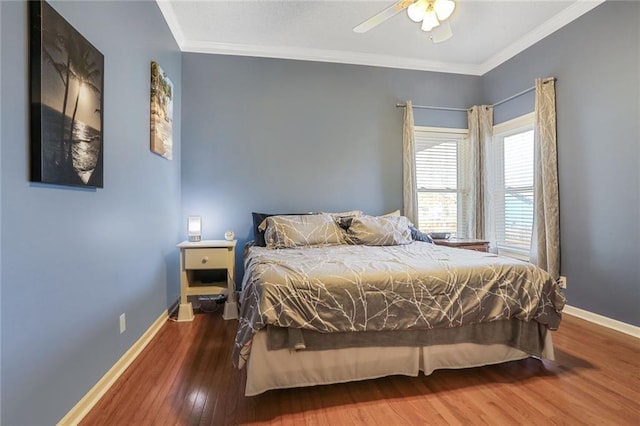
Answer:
[{"left": 233, "top": 212, "right": 565, "bottom": 396}]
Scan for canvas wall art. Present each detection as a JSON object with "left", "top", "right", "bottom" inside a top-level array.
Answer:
[
  {"left": 150, "top": 61, "right": 173, "bottom": 160},
  {"left": 29, "top": 0, "right": 104, "bottom": 188}
]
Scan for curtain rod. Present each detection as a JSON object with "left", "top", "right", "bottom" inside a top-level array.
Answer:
[
  {"left": 492, "top": 85, "right": 535, "bottom": 108},
  {"left": 395, "top": 103, "right": 467, "bottom": 112},
  {"left": 396, "top": 78, "right": 556, "bottom": 111}
]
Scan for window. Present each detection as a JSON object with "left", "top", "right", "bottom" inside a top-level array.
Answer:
[
  {"left": 414, "top": 127, "right": 469, "bottom": 236},
  {"left": 491, "top": 113, "right": 535, "bottom": 258}
]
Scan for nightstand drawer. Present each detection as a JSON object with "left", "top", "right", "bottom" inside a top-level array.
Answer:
[{"left": 184, "top": 248, "right": 231, "bottom": 269}]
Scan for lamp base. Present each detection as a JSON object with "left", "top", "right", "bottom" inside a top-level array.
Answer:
[
  {"left": 177, "top": 302, "right": 195, "bottom": 322},
  {"left": 188, "top": 236, "right": 201, "bottom": 242}
]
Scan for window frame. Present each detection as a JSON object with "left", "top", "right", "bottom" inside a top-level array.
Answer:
[
  {"left": 414, "top": 126, "right": 469, "bottom": 237},
  {"left": 491, "top": 112, "right": 535, "bottom": 261}
]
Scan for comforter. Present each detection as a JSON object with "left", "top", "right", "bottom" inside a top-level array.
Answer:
[{"left": 233, "top": 242, "right": 565, "bottom": 368}]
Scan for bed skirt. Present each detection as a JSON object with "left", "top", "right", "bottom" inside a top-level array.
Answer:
[{"left": 245, "top": 328, "right": 554, "bottom": 396}]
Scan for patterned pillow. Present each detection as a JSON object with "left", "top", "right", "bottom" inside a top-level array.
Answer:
[
  {"left": 322, "top": 210, "right": 363, "bottom": 219},
  {"left": 322, "top": 210, "right": 364, "bottom": 230},
  {"left": 252, "top": 212, "right": 315, "bottom": 247},
  {"left": 260, "top": 213, "right": 345, "bottom": 249},
  {"left": 346, "top": 215, "right": 412, "bottom": 246}
]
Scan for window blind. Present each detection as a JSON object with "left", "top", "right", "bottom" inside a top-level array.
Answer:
[
  {"left": 493, "top": 126, "right": 534, "bottom": 252},
  {"left": 414, "top": 130, "right": 467, "bottom": 235},
  {"left": 504, "top": 130, "right": 534, "bottom": 249}
]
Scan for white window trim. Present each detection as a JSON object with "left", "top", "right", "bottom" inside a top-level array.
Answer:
[
  {"left": 415, "top": 126, "right": 468, "bottom": 135},
  {"left": 492, "top": 112, "right": 535, "bottom": 135},
  {"left": 497, "top": 245, "right": 530, "bottom": 262},
  {"left": 492, "top": 112, "right": 535, "bottom": 260},
  {"left": 414, "top": 126, "right": 469, "bottom": 237}
]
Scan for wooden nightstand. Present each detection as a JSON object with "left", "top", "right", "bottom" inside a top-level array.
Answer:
[
  {"left": 433, "top": 238, "right": 489, "bottom": 252},
  {"left": 177, "top": 240, "right": 238, "bottom": 322}
]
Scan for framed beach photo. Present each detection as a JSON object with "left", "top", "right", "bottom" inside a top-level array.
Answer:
[
  {"left": 150, "top": 61, "right": 173, "bottom": 160},
  {"left": 29, "top": 0, "right": 104, "bottom": 188}
]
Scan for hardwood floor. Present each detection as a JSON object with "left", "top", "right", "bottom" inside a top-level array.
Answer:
[{"left": 81, "top": 308, "right": 640, "bottom": 425}]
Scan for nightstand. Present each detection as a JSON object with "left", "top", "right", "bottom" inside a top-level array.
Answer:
[
  {"left": 433, "top": 237, "right": 489, "bottom": 252},
  {"left": 176, "top": 240, "right": 238, "bottom": 322}
]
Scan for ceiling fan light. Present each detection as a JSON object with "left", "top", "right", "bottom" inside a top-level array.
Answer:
[
  {"left": 407, "top": 2, "right": 425, "bottom": 23},
  {"left": 434, "top": 0, "right": 455, "bottom": 22},
  {"left": 421, "top": 11, "right": 440, "bottom": 32}
]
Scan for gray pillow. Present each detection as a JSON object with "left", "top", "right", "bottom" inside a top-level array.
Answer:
[
  {"left": 260, "top": 213, "right": 345, "bottom": 249},
  {"left": 252, "top": 211, "right": 315, "bottom": 247},
  {"left": 347, "top": 215, "right": 412, "bottom": 246}
]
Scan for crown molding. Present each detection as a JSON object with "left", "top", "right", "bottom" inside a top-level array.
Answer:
[
  {"left": 478, "top": 0, "right": 606, "bottom": 74},
  {"left": 156, "top": 0, "right": 605, "bottom": 77},
  {"left": 180, "top": 40, "right": 483, "bottom": 75},
  {"left": 156, "top": 0, "right": 186, "bottom": 49}
]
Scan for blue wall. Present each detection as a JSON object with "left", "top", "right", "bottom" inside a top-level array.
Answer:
[
  {"left": 483, "top": 1, "right": 639, "bottom": 326},
  {"left": 180, "top": 54, "right": 481, "bottom": 279},
  {"left": 0, "top": 1, "right": 182, "bottom": 424}
]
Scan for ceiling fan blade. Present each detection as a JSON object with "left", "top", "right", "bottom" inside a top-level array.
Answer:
[
  {"left": 430, "top": 21, "right": 453, "bottom": 43},
  {"left": 353, "top": 0, "right": 413, "bottom": 33}
]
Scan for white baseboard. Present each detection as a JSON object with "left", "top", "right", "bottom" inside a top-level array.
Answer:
[
  {"left": 57, "top": 310, "right": 169, "bottom": 425},
  {"left": 564, "top": 305, "right": 640, "bottom": 338}
]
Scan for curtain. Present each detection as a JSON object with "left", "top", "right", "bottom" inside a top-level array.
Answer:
[
  {"left": 465, "top": 105, "right": 493, "bottom": 241},
  {"left": 531, "top": 77, "right": 560, "bottom": 279},
  {"left": 402, "top": 101, "right": 418, "bottom": 225}
]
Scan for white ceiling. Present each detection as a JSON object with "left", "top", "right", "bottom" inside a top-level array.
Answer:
[{"left": 157, "top": 0, "right": 605, "bottom": 75}]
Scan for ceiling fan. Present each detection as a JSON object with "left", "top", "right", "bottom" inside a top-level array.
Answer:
[{"left": 353, "top": 0, "right": 457, "bottom": 43}]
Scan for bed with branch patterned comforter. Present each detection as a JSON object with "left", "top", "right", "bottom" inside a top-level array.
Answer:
[{"left": 233, "top": 242, "right": 565, "bottom": 368}]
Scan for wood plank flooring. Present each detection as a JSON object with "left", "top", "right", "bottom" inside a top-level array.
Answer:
[{"left": 81, "top": 308, "right": 640, "bottom": 425}]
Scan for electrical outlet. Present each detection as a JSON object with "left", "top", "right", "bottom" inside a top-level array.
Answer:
[
  {"left": 119, "top": 313, "right": 126, "bottom": 334},
  {"left": 558, "top": 276, "right": 567, "bottom": 289}
]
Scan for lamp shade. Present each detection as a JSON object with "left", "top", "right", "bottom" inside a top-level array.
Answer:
[{"left": 187, "top": 216, "right": 202, "bottom": 242}]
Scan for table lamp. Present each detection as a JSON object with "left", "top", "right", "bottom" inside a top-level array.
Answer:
[{"left": 187, "top": 216, "right": 201, "bottom": 242}]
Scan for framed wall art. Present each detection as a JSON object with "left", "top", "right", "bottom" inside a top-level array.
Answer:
[
  {"left": 150, "top": 61, "right": 173, "bottom": 160},
  {"left": 29, "top": 0, "right": 104, "bottom": 188}
]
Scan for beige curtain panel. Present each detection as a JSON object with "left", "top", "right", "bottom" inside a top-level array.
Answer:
[
  {"left": 531, "top": 77, "right": 561, "bottom": 279},
  {"left": 402, "top": 100, "right": 419, "bottom": 225},
  {"left": 466, "top": 105, "right": 493, "bottom": 240}
]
